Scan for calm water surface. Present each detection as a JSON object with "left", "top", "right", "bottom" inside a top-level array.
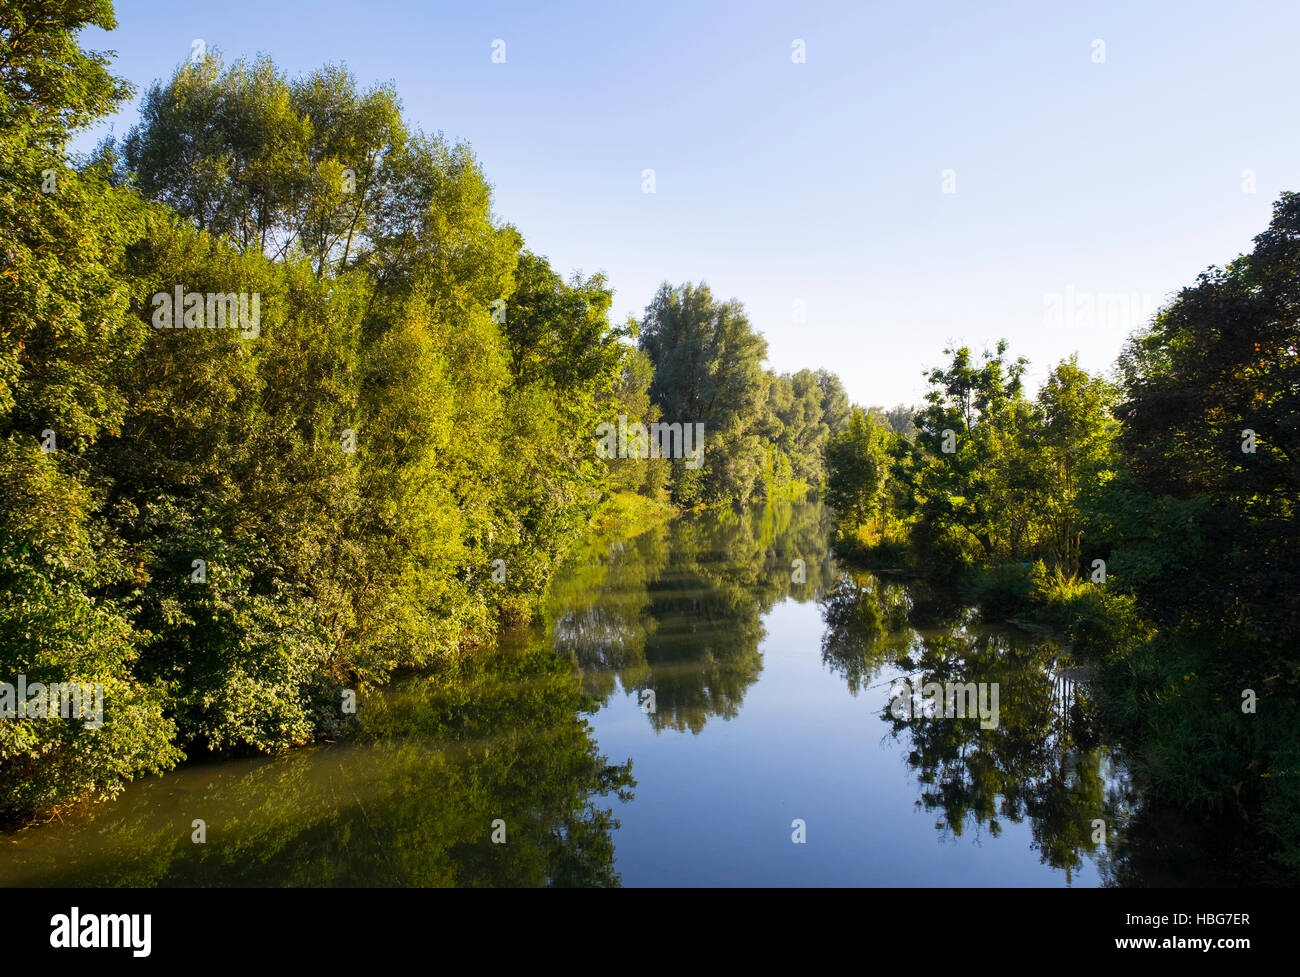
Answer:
[{"left": 2, "top": 501, "right": 1145, "bottom": 886}]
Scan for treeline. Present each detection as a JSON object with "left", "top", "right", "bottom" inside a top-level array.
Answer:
[
  {"left": 823, "top": 196, "right": 1300, "bottom": 872},
  {"left": 635, "top": 282, "right": 851, "bottom": 507},
  {"left": 0, "top": 4, "right": 848, "bottom": 818},
  {"left": 827, "top": 344, "right": 1115, "bottom": 575}
]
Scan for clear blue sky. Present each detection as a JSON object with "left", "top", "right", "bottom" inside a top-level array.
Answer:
[{"left": 77, "top": 0, "right": 1300, "bottom": 407}]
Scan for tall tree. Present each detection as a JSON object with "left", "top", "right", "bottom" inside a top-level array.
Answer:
[
  {"left": 125, "top": 54, "right": 405, "bottom": 272},
  {"left": 1114, "top": 192, "right": 1300, "bottom": 640},
  {"left": 0, "top": 0, "right": 182, "bottom": 813},
  {"left": 824, "top": 408, "right": 892, "bottom": 532},
  {"left": 638, "top": 282, "right": 770, "bottom": 506},
  {"left": 1032, "top": 356, "right": 1117, "bottom": 574},
  {"left": 912, "top": 342, "right": 1027, "bottom": 559}
]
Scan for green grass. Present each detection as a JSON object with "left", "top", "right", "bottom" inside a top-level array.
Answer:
[{"left": 590, "top": 490, "right": 675, "bottom": 534}]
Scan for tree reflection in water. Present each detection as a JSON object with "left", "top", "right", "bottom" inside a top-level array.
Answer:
[
  {"left": 823, "top": 567, "right": 1130, "bottom": 882},
  {"left": 816, "top": 564, "right": 1264, "bottom": 886},
  {"left": 0, "top": 642, "right": 633, "bottom": 887},
  {"left": 0, "top": 499, "right": 1261, "bottom": 886},
  {"left": 547, "top": 498, "right": 834, "bottom": 733}
]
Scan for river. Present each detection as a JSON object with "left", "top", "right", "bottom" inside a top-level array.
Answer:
[{"left": 1, "top": 499, "right": 1194, "bottom": 886}]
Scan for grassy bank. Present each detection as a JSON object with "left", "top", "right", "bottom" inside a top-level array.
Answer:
[{"left": 589, "top": 490, "right": 677, "bottom": 534}]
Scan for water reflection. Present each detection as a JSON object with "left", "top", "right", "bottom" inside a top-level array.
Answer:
[
  {"left": 0, "top": 643, "right": 632, "bottom": 886},
  {"left": 0, "top": 499, "right": 1253, "bottom": 886},
  {"left": 814, "top": 562, "right": 1276, "bottom": 886},
  {"left": 548, "top": 499, "right": 835, "bottom": 733},
  {"left": 816, "top": 568, "right": 1123, "bottom": 882}
]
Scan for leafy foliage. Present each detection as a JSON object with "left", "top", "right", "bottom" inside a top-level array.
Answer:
[
  {"left": 0, "top": 23, "right": 672, "bottom": 817},
  {"left": 822, "top": 200, "right": 1300, "bottom": 870}
]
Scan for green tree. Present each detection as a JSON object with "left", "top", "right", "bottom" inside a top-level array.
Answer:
[
  {"left": 912, "top": 342, "right": 1027, "bottom": 560},
  {"left": 637, "top": 282, "right": 770, "bottom": 506},
  {"left": 1032, "top": 356, "right": 1117, "bottom": 575},
  {"left": 125, "top": 54, "right": 404, "bottom": 273},
  {"left": 824, "top": 408, "right": 892, "bottom": 532},
  {"left": 1116, "top": 192, "right": 1300, "bottom": 640},
  {"left": 0, "top": 0, "right": 130, "bottom": 150},
  {"left": 0, "top": 0, "right": 183, "bottom": 813}
]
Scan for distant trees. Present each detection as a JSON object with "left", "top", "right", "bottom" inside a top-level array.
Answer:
[
  {"left": 880, "top": 404, "right": 917, "bottom": 438},
  {"left": 1034, "top": 357, "right": 1117, "bottom": 576},
  {"left": 824, "top": 343, "right": 1118, "bottom": 574},
  {"left": 637, "top": 282, "right": 770, "bottom": 506},
  {"left": 769, "top": 368, "right": 850, "bottom": 486},
  {"left": 910, "top": 341, "right": 1029, "bottom": 561},
  {"left": 824, "top": 409, "right": 891, "bottom": 533},
  {"left": 637, "top": 282, "right": 851, "bottom": 507}
]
